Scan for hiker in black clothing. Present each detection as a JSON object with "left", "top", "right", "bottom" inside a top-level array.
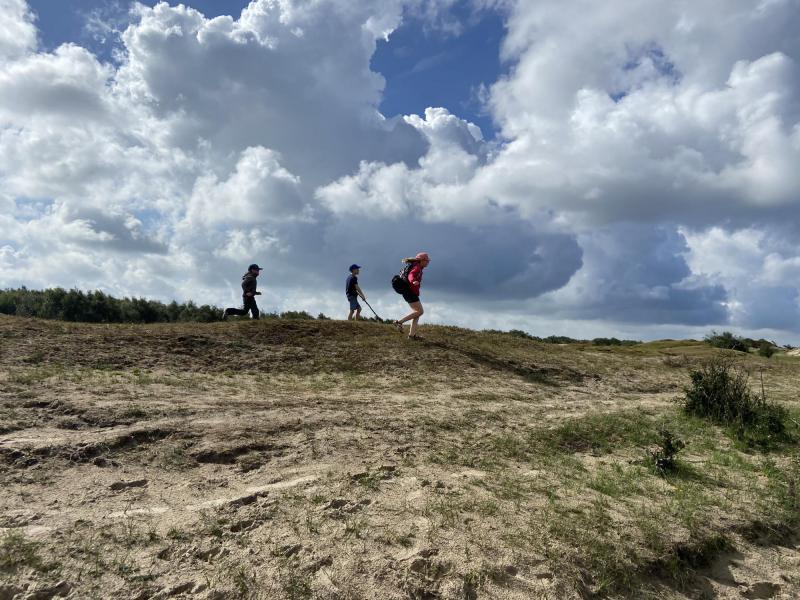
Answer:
[{"left": 222, "top": 264, "right": 263, "bottom": 320}]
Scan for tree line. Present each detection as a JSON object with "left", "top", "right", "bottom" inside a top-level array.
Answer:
[
  {"left": 0, "top": 287, "right": 326, "bottom": 324},
  {"left": 0, "top": 287, "right": 222, "bottom": 323}
]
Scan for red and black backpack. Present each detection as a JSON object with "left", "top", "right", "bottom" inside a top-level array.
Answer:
[{"left": 391, "top": 262, "right": 415, "bottom": 294}]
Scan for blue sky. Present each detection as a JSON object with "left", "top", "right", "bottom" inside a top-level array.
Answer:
[
  {"left": 27, "top": 0, "right": 505, "bottom": 137},
  {"left": 4, "top": 0, "right": 800, "bottom": 343},
  {"left": 27, "top": 0, "right": 250, "bottom": 48},
  {"left": 371, "top": 4, "right": 505, "bottom": 137}
]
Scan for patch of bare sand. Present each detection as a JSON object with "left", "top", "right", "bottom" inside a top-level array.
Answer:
[{"left": 684, "top": 534, "right": 799, "bottom": 600}]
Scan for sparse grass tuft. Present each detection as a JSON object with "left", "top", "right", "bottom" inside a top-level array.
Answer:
[
  {"left": 7, "top": 366, "right": 64, "bottom": 385},
  {"left": 23, "top": 350, "right": 46, "bottom": 364},
  {"left": 0, "top": 529, "right": 47, "bottom": 574},
  {"left": 166, "top": 527, "right": 191, "bottom": 541},
  {"left": 119, "top": 404, "right": 147, "bottom": 419},
  {"left": 587, "top": 463, "right": 644, "bottom": 498},
  {"left": 350, "top": 466, "right": 398, "bottom": 490},
  {"left": 158, "top": 443, "right": 196, "bottom": 470},
  {"left": 278, "top": 559, "right": 314, "bottom": 599},
  {"left": 760, "top": 453, "right": 800, "bottom": 526},
  {"left": 198, "top": 511, "right": 229, "bottom": 539},
  {"left": 535, "top": 409, "right": 658, "bottom": 455},
  {"left": 662, "top": 353, "right": 692, "bottom": 368}
]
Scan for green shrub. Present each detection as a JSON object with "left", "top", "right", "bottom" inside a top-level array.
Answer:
[
  {"left": 482, "top": 329, "right": 542, "bottom": 340},
  {"left": 279, "top": 310, "right": 315, "bottom": 320},
  {"left": 704, "top": 331, "right": 748, "bottom": 353},
  {"left": 591, "top": 337, "right": 640, "bottom": 346},
  {"left": 647, "top": 429, "right": 685, "bottom": 474},
  {"left": 542, "top": 335, "right": 581, "bottom": 344},
  {"left": 508, "top": 329, "right": 537, "bottom": 340},
  {"left": 682, "top": 358, "right": 790, "bottom": 449},
  {"left": 758, "top": 343, "right": 776, "bottom": 359}
]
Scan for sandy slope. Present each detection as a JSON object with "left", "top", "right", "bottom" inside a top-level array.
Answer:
[{"left": 0, "top": 316, "right": 798, "bottom": 599}]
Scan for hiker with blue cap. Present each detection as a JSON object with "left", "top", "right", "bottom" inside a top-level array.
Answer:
[
  {"left": 222, "top": 263, "right": 263, "bottom": 320},
  {"left": 345, "top": 264, "right": 367, "bottom": 320}
]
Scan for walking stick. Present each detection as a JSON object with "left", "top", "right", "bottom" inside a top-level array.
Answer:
[{"left": 361, "top": 298, "right": 382, "bottom": 321}]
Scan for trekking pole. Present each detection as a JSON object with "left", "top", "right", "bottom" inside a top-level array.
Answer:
[{"left": 361, "top": 298, "right": 382, "bottom": 321}]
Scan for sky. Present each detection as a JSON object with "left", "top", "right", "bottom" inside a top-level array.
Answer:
[{"left": 1, "top": 0, "right": 800, "bottom": 343}]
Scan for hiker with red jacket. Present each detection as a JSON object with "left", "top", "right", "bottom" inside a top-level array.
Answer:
[
  {"left": 222, "top": 263, "right": 263, "bottom": 320},
  {"left": 392, "top": 252, "right": 430, "bottom": 339}
]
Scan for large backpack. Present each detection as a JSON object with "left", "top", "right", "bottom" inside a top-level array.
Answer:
[{"left": 391, "top": 262, "right": 415, "bottom": 294}]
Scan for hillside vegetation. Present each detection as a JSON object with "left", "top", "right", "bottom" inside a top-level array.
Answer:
[{"left": 0, "top": 315, "right": 798, "bottom": 599}]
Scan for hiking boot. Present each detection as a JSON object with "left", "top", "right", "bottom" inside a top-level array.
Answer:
[{"left": 393, "top": 321, "right": 403, "bottom": 332}]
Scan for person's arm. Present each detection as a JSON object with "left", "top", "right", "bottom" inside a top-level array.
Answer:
[{"left": 355, "top": 284, "right": 366, "bottom": 299}]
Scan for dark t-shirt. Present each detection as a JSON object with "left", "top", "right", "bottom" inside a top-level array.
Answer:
[{"left": 345, "top": 274, "right": 358, "bottom": 297}]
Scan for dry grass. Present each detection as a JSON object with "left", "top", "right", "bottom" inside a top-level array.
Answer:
[{"left": 0, "top": 315, "right": 798, "bottom": 599}]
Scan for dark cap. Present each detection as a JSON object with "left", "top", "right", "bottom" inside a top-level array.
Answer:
[
  {"left": 248, "top": 264, "right": 263, "bottom": 271},
  {"left": 349, "top": 264, "right": 361, "bottom": 271}
]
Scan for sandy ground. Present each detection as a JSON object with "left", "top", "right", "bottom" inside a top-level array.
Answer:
[{"left": 0, "top": 316, "right": 798, "bottom": 599}]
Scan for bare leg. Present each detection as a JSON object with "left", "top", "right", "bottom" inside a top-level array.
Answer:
[
  {"left": 409, "top": 315, "right": 420, "bottom": 337},
  {"left": 397, "top": 301, "right": 423, "bottom": 324},
  {"left": 348, "top": 310, "right": 355, "bottom": 320},
  {"left": 355, "top": 308, "right": 361, "bottom": 320},
  {"left": 398, "top": 301, "right": 423, "bottom": 337}
]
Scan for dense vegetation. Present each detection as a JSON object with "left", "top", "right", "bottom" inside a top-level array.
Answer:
[
  {"left": 704, "top": 330, "right": 782, "bottom": 354},
  {"left": 486, "top": 328, "right": 641, "bottom": 346},
  {"left": 0, "top": 287, "right": 323, "bottom": 324},
  {"left": 0, "top": 287, "right": 219, "bottom": 323}
]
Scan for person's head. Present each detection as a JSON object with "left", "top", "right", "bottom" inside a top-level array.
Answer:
[
  {"left": 248, "top": 263, "right": 263, "bottom": 276},
  {"left": 402, "top": 253, "right": 431, "bottom": 267},
  {"left": 349, "top": 263, "right": 361, "bottom": 275},
  {"left": 415, "top": 252, "right": 430, "bottom": 267}
]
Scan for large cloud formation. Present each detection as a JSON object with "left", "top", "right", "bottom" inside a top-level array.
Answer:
[{"left": 1, "top": 0, "right": 799, "bottom": 340}]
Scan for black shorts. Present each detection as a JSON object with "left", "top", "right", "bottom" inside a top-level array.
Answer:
[{"left": 402, "top": 290, "right": 420, "bottom": 304}]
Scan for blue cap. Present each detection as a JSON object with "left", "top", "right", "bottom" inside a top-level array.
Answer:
[
  {"left": 349, "top": 264, "right": 361, "bottom": 271},
  {"left": 248, "top": 263, "right": 263, "bottom": 271}
]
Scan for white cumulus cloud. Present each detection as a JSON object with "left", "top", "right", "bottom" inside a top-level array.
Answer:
[{"left": 1, "top": 0, "right": 800, "bottom": 341}]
